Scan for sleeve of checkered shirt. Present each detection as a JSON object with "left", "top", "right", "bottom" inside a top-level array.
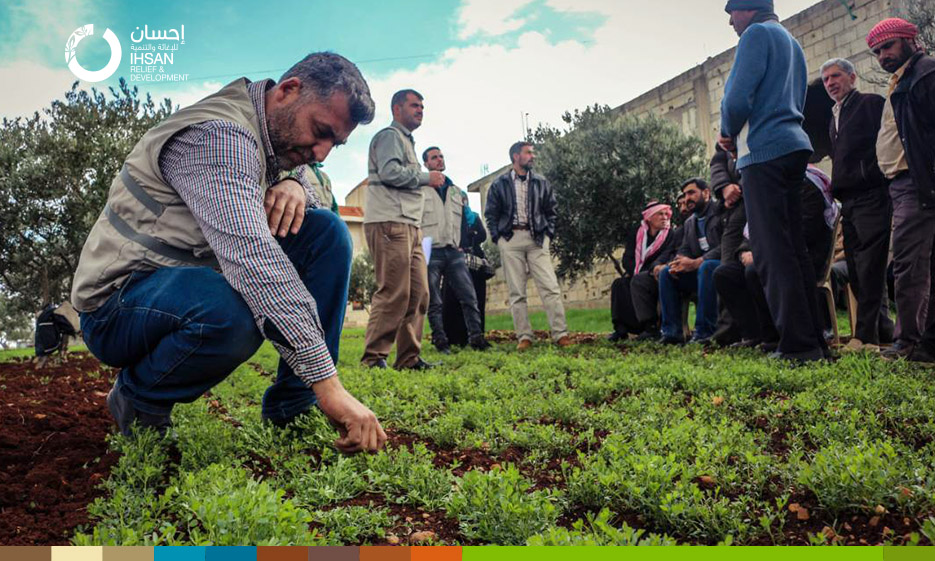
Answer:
[{"left": 158, "top": 120, "right": 337, "bottom": 385}]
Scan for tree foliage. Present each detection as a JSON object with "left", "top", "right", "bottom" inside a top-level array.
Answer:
[
  {"left": 349, "top": 252, "right": 377, "bottom": 308},
  {"left": 0, "top": 79, "right": 174, "bottom": 315},
  {"left": 531, "top": 105, "right": 706, "bottom": 281}
]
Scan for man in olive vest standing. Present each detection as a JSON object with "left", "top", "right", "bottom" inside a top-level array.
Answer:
[
  {"left": 361, "top": 90, "right": 444, "bottom": 369},
  {"left": 72, "top": 52, "right": 386, "bottom": 453},
  {"left": 420, "top": 146, "right": 491, "bottom": 354}
]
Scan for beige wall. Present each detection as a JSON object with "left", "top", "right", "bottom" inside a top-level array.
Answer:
[{"left": 477, "top": 0, "right": 902, "bottom": 314}]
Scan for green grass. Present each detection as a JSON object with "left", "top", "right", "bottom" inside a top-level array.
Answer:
[
  {"left": 483, "top": 307, "right": 611, "bottom": 333},
  {"left": 484, "top": 306, "right": 852, "bottom": 338},
  {"left": 0, "top": 344, "right": 86, "bottom": 362},
  {"left": 56, "top": 307, "right": 935, "bottom": 546}
]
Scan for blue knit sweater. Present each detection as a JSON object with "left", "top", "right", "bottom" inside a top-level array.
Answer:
[{"left": 720, "top": 21, "right": 812, "bottom": 169}]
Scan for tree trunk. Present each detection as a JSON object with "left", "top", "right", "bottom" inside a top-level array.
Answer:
[{"left": 608, "top": 253, "right": 625, "bottom": 278}]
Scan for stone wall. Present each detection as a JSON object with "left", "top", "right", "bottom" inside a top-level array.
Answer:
[{"left": 480, "top": 0, "right": 903, "bottom": 314}]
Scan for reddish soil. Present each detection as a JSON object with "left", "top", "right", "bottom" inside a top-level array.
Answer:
[
  {"left": 485, "top": 330, "right": 604, "bottom": 345},
  {"left": 0, "top": 353, "right": 119, "bottom": 545}
]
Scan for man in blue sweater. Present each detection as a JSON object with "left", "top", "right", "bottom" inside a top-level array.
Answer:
[{"left": 718, "top": 0, "right": 826, "bottom": 362}]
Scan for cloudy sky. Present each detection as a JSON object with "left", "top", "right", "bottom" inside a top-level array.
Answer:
[{"left": 1, "top": 0, "right": 823, "bottom": 206}]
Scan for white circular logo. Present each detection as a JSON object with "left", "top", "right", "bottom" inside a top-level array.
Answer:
[{"left": 65, "top": 24, "right": 122, "bottom": 82}]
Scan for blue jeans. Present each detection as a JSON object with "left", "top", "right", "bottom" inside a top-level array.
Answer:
[
  {"left": 80, "top": 209, "right": 352, "bottom": 422},
  {"left": 659, "top": 259, "right": 721, "bottom": 340}
]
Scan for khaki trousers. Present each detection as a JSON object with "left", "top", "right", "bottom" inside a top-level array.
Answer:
[
  {"left": 498, "top": 230, "right": 568, "bottom": 341},
  {"left": 362, "top": 222, "right": 429, "bottom": 368}
]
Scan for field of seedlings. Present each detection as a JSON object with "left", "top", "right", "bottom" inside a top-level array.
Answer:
[{"left": 3, "top": 314, "right": 935, "bottom": 547}]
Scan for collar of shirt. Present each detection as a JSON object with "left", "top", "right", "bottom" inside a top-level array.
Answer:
[
  {"left": 390, "top": 120, "right": 415, "bottom": 142},
  {"left": 247, "top": 78, "right": 282, "bottom": 184},
  {"left": 833, "top": 89, "right": 857, "bottom": 113},
  {"left": 888, "top": 58, "right": 912, "bottom": 95},
  {"left": 510, "top": 169, "right": 529, "bottom": 183},
  {"left": 832, "top": 90, "right": 856, "bottom": 130}
]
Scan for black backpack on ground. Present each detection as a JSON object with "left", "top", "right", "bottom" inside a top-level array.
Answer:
[{"left": 34, "top": 304, "right": 78, "bottom": 357}]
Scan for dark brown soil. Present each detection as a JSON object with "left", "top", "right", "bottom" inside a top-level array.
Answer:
[{"left": 0, "top": 354, "right": 119, "bottom": 545}]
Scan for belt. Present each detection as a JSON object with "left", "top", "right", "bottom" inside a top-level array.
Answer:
[{"left": 513, "top": 224, "right": 530, "bottom": 230}]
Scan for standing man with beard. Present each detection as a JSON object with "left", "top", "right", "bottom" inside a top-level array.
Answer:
[
  {"left": 420, "top": 146, "right": 490, "bottom": 354},
  {"left": 361, "top": 90, "right": 444, "bottom": 370},
  {"left": 865, "top": 19, "right": 935, "bottom": 360},
  {"left": 485, "top": 141, "right": 570, "bottom": 350},
  {"left": 72, "top": 53, "right": 387, "bottom": 452},
  {"left": 719, "top": 0, "right": 824, "bottom": 362}
]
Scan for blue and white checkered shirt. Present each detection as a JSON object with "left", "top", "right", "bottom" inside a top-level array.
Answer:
[{"left": 158, "top": 79, "right": 335, "bottom": 385}]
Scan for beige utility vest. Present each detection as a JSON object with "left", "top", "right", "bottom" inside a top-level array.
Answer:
[
  {"left": 421, "top": 183, "right": 464, "bottom": 249},
  {"left": 364, "top": 126, "right": 424, "bottom": 226},
  {"left": 71, "top": 78, "right": 270, "bottom": 312}
]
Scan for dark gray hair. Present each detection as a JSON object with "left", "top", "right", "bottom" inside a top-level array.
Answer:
[
  {"left": 280, "top": 52, "right": 375, "bottom": 125},
  {"left": 509, "top": 141, "right": 533, "bottom": 163},
  {"left": 820, "top": 57, "right": 856, "bottom": 76},
  {"left": 391, "top": 89, "right": 423, "bottom": 110}
]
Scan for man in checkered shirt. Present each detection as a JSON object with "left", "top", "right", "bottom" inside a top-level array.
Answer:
[{"left": 72, "top": 53, "right": 386, "bottom": 453}]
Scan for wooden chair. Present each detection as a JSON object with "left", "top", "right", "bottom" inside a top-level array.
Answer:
[{"left": 816, "top": 214, "right": 843, "bottom": 346}]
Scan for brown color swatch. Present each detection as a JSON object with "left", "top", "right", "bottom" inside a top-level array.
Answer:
[
  {"left": 0, "top": 547, "right": 52, "bottom": 561},
  {"left": 103, "top": 546, "right": 154, "bottom": 561},
  {"left": 359, "top": 546, "right": 410, "bottom": 561},
  {"left": 308, "top": 546, "right": 360, "bottom": 561},
  {"left": 256, "top": 546, "right": 308, "bottom": 561}
]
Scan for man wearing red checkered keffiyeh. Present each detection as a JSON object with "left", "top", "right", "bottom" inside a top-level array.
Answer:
[{"left": 865, "top": 17, "right": 935, "bottom": 362}]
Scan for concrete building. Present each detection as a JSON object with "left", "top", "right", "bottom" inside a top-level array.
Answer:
[{"left": 469, "top": 0, "right": 905, "bottom": 314}]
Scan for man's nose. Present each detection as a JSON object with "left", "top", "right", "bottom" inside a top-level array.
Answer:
[{"left": 314, "top": 141, "right": 335, "bottom": 163}]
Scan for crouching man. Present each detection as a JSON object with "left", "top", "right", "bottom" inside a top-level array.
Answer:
[{"left": 71, "top": 52, "right": 386, "bottom": 453}]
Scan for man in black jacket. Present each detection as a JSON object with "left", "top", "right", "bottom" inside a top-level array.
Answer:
[
  {"left": 484, "top": 141, "right": 570, "bottom": 350},
  {"left": 658, "top": 179, "right": 722, "bottom": 344},
  {"left": 608, "top": 201, "right": 677, "bottom": 341},
  {"left": 867, "top": 19, "right": 935, "bottom": 359},
  {"left": 822, "top": 57, "right": 894, "bottom": 350}
]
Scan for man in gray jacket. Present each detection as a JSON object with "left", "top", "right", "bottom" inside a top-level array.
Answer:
[
  {"left": 361, "top": 90, "right": 445, "bottom": 370},
  {"left": 421, "top": 147, "right": 490, "bottom": 353}
]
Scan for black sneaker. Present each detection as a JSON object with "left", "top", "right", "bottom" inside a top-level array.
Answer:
[
  {"left": 469, "top": 335, "right": 492, "bottom": 351},
  {"left": 367, "top": 358, "right": 388, "bottom": 369},
  {"left": 403, "top": 357, "right": 436, "bottom": 370},
  {"left": 909, "top": 345, "right": 935, "bottom": 364},
  {"left": 635, "top": 329, "right": 660, "bottom": 341},
  {"left": 658, "top": 335, "right": 684, "bottom": 345},
  {"left": 106, "top": 383, "right": 172, "bottom": 437},
  {"left": 436, "top": 345, "right": 452, "bottom": 355},
  {"left": 882, "top": 340, "right": 915, "bottom": 360},
  {"left": 606, "top": 331, "right": 626, "bottom": 342}
]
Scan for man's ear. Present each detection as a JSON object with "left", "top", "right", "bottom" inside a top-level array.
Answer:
[{"left": 273, "top": 77, "right": 303, "bottom": 104}]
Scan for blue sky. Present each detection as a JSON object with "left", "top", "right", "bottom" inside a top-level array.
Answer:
[{"left": 0, "top": 0, "right": 824, "bottom": 204}]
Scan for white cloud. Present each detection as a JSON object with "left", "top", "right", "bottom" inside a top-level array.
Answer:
[
  {"left": 323, "top": 0, "right": 823, "bottom": 205},
  {"left": 456, "top": 0, "right": 536, "bottom": 39},
  {"left": 0, "top": 62, "right": 77, "bottom": 119}
]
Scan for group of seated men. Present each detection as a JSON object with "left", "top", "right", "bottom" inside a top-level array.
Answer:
[{"left": 609, "top": 165, "right": 836, "bottom": 355}]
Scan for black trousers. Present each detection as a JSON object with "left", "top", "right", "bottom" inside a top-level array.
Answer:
[
  {"left": 742, "top": 151, "right": 827, "bottom": 359},
  {"left": 442, "top": 268, "right": 488, "bottom": 346},
  {"left": 714, "top": 260, "right": 779, "bottom": 343},
  {"left": 629, "top": 271, "right": 662, "bottom": 329},
  {"left": 610, "top": 276, "right": 643, "bottom": 335},
  {"left": 428, "top": 248, "right": 482, "bottom": 347},
  {"left": 839, "top": 188, "right": 895, "bottom": 344}
]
